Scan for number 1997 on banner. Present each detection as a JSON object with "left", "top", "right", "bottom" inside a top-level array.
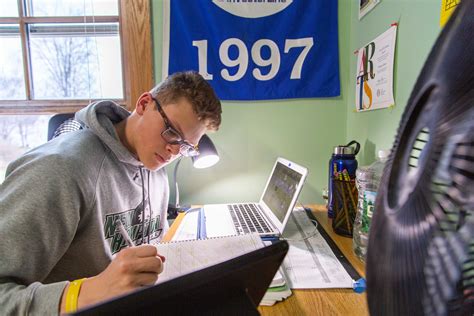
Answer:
[{"left": 192, "top": 37, "right": 314, "bottom": 82}]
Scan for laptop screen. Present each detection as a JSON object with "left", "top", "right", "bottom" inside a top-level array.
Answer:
[{"left": 262, "top": 161, "right": 303, "bottom": 222}]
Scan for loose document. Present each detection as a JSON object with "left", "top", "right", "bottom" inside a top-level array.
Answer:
[{"left": 281, "top": 208, "right": 353, "bottom": 289}]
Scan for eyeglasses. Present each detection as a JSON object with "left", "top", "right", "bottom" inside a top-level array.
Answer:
[{"left": 152, "top": 97, "right": 199, "bottom": 157}]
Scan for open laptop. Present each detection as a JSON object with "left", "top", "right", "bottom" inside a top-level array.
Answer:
[{"left": 202, "top": 157, "right": 308, "bottom": 239}]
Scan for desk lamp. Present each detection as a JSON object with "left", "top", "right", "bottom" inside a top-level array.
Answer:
[{"left": 168, "top": 134, "right": 219, "bottom": 218}]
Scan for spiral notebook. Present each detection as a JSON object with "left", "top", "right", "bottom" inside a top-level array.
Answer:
[{"left": 154, "top": 233, "right": 264, "bottom": 284}]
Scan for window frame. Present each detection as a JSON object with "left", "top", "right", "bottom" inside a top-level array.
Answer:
[{"left": 0, "top": 0, "right": 153, "bottom": 114}]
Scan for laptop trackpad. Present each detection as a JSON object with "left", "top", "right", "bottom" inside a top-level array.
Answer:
[{"left": 204, "top": 206, "right": 237, "bottom": 238}]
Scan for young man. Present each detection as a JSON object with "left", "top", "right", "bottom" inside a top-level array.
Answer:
[{"left": 0, "top": 71, "right": 222, "bottom": 314}]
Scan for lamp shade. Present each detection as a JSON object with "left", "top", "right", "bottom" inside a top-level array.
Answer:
[
  {"left": 168, "top": 134, "right": 219, "bottom": 218},
  {"left": 192, "top": 134, "right": 220, "bottom": 169}
]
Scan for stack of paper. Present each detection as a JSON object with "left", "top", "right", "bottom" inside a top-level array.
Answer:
[{"left": 260, "top": 269, "right": 292, "bottom": 306}]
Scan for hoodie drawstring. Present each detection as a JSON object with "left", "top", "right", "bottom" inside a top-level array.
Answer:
[
  {"left": 139, "top": 167, "right": 146, "bottom": 245},
  {"left": 139, "top": 167, "right": 155, "bottom": 245},
  {"left": 146, "top": 169, "right": 153, "bottom": 244}
]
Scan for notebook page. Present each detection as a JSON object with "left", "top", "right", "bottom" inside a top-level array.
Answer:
[{"left": 155, "top": 233, "right": 264, "bottom": 284}]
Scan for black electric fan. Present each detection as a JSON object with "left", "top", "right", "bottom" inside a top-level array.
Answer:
[{"left": 366, "top": 1, "right": 473, "bottom": 315}]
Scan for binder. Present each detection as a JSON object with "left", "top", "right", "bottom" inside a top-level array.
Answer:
[{"left": 73, "top": 240, "right": 289, "bottom": 315}]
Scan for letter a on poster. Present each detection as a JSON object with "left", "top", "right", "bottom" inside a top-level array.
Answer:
[{"left": 355, "top": 25, "right": 397, "bottom": 112}]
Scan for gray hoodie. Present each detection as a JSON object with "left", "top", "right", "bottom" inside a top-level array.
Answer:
[{"left": 0, "top": 101, "right": 169, "bottom": 315}]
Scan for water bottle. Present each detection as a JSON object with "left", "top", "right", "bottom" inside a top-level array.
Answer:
[
  {"left": 328, "top": 140, "right": 360, "bottom": 218},
  {"left": 353, "top": 149, "right": 390, "bottom": 261}
]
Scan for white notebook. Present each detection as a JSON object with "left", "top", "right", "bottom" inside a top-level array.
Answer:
[{"left": 154, "top": 233, "right": 264, "bottom": 284}]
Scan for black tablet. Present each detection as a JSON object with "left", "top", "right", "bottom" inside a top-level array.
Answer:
[{"left": 73, "top": 240, "right": 289, "bottom": 315}]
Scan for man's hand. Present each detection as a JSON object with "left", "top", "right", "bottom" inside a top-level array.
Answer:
[{"left": 60, "top": 245, "right": 165, "bottom": 313}]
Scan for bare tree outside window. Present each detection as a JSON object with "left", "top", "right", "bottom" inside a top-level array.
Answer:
[
  {"left": 0, "top": 0, "right": 152, "bottom": 112},
  {"left": 0, "top": 25, "right": 26, "bottom": 100},
  {"left": 0, "top": 76, "right": 24, "bottom": 100},
  {"left": 29, "top": 21, "right": 122, "bottom": 100},
  {"left": 0, "top": 115, "right": 49, "bottom": 182},
  {"left": 0, "top": 117, "right": 18, "bottom": 142},
  {"left": 0, "top": 116, "right": 40, "bottom": 149},
  {"left": 31, "top": 34, "right": 99, "bottom": 99}
]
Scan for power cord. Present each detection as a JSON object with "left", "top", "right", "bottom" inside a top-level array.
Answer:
[
  {"left": 280, "top": 201, "right": 320, "bottom": 242},
  {"left": 184, "top": 207, "right": 202, "bottom": 214}
]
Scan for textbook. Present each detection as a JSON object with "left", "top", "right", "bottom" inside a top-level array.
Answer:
[
  {"left": 260, "top": 269, "right": 292, "bottom": 306},
  {"left": 260, "top": 284, "right": 292, "bottom": 306},
  {"left": 153, "top": 233, "right": 265, "bottom": 284},
  {"left": 269, "top": 267, "right": 285, "bottom": 287}
]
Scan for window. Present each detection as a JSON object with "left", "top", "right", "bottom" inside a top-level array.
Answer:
[
  {"left": 0, "top": 114, "right": 51, "bottom": 180},
  {"left": 0, "top": 0, "right": 152, "bottom": 112},
  {"left": 0, "top": 0, "right": 153, "bottom": 181}
]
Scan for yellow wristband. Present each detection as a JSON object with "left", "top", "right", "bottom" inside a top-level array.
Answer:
[{"left": 65, "top": 278, "right": 87, "bottom": 313}]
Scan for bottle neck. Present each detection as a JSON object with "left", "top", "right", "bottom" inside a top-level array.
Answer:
[{"left": 334, "top": 154, "right": 355, "bottom": 159}]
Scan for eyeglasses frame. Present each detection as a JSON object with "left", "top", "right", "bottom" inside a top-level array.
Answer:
[{"left": 151, "top": 97, "right": 199, "bottom": 157}]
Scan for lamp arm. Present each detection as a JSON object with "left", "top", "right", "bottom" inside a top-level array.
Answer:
[{"left": 173, "top": 157, "right": 182, "bottom": 208}]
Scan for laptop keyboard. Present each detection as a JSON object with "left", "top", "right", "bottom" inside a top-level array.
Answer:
[{"left": 228, "top": 203, "right": 273, "bottom": 235}]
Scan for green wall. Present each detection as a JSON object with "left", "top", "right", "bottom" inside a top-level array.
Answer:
[
  {"left": 151, "top": 0, "right": 441, "bottom": 206},
  {"left": 346, "top": 0, "right": 440, "bottom": 165}
]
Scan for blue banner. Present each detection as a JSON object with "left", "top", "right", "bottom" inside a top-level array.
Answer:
[{"left": 163, "top": 0, "right": 340, "bottom": 100}]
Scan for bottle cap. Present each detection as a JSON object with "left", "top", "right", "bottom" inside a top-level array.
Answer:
[
  {"left": 377, "top": 149, "right": 390, "bottom": 160},
  {"left": 352, "top": 277, "right": 366, "bottom": 293},
  {"left": 334, "top": 146, "right": 355, "bottom": 155}
]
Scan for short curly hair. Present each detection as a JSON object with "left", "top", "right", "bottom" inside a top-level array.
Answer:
[{"left": 150, "top": 71, "right": 222, "bottom": 131}]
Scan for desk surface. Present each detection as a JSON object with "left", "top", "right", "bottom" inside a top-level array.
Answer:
[{"left": 163, "top": 205, "right": 368, "bottom": 316}]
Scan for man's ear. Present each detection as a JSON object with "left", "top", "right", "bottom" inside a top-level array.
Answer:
[{"left": 135, "top": 92, "right": 153, "bottom": 115}]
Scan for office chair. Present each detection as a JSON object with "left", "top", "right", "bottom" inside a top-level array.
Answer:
[{"left": 47, "top": 113, "right": 83, "bottom": 141}]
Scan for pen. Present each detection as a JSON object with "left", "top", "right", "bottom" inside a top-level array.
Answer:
[{"left": 116, "top": 220, "right": 135, "bottom": 247}]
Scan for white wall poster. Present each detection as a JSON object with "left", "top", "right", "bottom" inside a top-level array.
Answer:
[{"left": 355, "top": 25, "right": 397, "bottom": 112}]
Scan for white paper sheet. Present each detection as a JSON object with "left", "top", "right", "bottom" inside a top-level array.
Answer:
[
  {"left": 282, "top": 209, "right": 353, "bottom": 289},
  {"left": 355, "top": 25, "right": 397, "bottom": 112},
  {"left": 171, "top": 209, "right": 200, "bottom": 241}
]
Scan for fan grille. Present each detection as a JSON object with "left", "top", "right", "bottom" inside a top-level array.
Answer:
[{"left": 366, "top": 1, "right": 474, "bottom": 315}]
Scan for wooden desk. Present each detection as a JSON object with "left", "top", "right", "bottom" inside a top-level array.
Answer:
[{"left": 163, "top": 205, "right": 368, "bottom": 316}]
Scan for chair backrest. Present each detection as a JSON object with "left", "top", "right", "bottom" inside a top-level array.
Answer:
[{"left": 47, "top": 113, "right": 83, "bottom": 141}]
